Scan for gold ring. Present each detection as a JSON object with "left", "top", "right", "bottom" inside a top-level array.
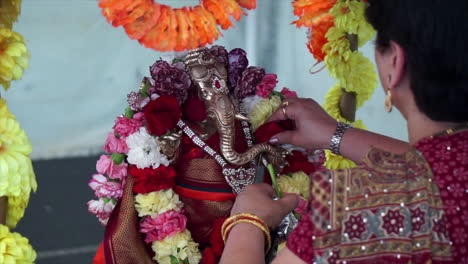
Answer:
[{"left": 281, "top": 101, "right": 289, "bottom": 119}]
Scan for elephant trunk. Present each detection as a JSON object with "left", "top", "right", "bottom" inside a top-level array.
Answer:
[{"left": 206, "top": 95, "right": 283, "bottom": 166}]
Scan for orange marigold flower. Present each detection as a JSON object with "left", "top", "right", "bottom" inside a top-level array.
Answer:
[
  {"left": 97, "top": 0, "right": 255, "bottom": 52},
  {"left": 236, "top": 0, "right": 257, "bottom": 10},
  {"left": 306, "top": 17, "right": 334, "bottom": 62},
  {"left": 292, "top": 0, "right": 336, "bottom": 28}
]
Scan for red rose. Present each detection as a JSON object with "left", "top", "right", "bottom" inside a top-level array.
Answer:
[
  {"left": 144, "top": 95, "right": 181, "bottom": 136},
  {"left": 130, "top": 165, "right": 177, "bottom": 194},
  {"left": 182, "top": 97, "right": 207, "bottom": 122},
  {"left": 254, "top": 120, "right": 295, "bottom": 143},
  {"left": 282, "top": 150, "right": 316, "bottom": 175}
]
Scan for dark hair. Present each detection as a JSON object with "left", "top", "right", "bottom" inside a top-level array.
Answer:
[{"left": 365, "top": 0, "right": 468, "bottom": 122}]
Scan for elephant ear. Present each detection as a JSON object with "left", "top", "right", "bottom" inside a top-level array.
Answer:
[{"left": 182, "top": 97, "right": 207, "bottom": 123}]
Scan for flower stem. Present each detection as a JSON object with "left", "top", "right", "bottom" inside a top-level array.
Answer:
[{"left": 267, "top": 164, "right": 283, "bottom": 198}]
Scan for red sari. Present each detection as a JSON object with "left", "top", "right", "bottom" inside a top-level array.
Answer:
[{"left": 287, "top": 131, "right": 468, "bottom": 263}]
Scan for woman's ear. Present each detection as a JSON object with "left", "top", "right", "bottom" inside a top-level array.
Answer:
[{"left": 388, "top": 40, "right": 406, "bottom": 89}]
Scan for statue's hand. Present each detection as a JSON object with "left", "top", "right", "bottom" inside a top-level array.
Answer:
[
  {"left": 159, "top": 131, "right": 183, "bottom": 164},
  {"left": 263, "top": 147, "right": 288, "bottom": 173}
]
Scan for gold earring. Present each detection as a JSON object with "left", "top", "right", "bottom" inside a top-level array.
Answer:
[{"left": 384, "top": 90, "right": 393, "bottom": 112}]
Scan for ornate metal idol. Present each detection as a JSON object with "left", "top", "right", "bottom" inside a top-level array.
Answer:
[{"left": 184, "top": 48, "right": 285, "bottom": 168}]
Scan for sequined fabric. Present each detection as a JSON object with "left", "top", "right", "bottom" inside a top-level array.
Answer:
[{"left": 287, "top": 132, "right": 468, "bottom": 264}]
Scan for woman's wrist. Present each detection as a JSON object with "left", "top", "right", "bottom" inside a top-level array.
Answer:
[{"left": 328, "top": 122, "right": 353, "bottom": 155}]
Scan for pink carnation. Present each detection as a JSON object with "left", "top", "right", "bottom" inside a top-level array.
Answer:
[
  {"left": 140, "top": 210, "right": 187, "bottom": 243},
  {"left": 96, "top": 155, "right": 128, "bottom": 180},
  {"left": 103, "top": 133, "right": 129, "bottom": 154},
  {"left": 281, "top": 87, "right": 298, "bottom": 98},
  {"left": 89, "top": 174, "right": 123, "bottom": 199},
  {"left": 113, "top": 116, "right": 143, "bottom": 138},
  {"left": 256, "top": 74, "right": 278, "bottom": 98},
  {"left": 87, "top": 198, "right": 115, "bottom": 226},
  {"left": 133, "top": 112, "right": 144, "bottom": 121}
]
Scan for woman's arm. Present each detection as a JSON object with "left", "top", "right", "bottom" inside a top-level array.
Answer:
[
  {"left": 338, "top": 127, "right": 408, "bottom": 163},
  {"left": 219, "top": 184, "right": 298, "bottom": 264},
  {"left": 219, "top": 223, "right": 266, "bottom": 264},
  {"left": 268, "top": 98, "right": 409, "bottom": 164}
]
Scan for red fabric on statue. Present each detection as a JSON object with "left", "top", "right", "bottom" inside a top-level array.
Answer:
[{"left": 93, "top": 242, "right": 105, "bottom": 264}]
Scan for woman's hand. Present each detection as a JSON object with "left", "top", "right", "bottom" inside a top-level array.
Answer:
[
  {"left": 268, "top": 98, "right": 337, "bottom": 150},
  {"left": 231, "top": 184, "right": 298, "bottom": 228}
]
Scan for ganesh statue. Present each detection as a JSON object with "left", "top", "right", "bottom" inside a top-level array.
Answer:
[{"left": 88, "top": 46, "right": 311, "bottom": 264}]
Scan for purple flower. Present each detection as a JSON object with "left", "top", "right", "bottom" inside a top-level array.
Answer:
[
  {"left": 209, "top": 45, "right": 229, "bottom": 64},
  {"left": 127, "top": 91, "right": 150, "bottom": 111},
  {"left": 235, "top": 66, "right": 265, "bottom": 99},
  {"left": 148, "top": 60, "right": 191, "bottom": 104},
  {"left": 228, "top": 48, "right": 249, "bottom": 90}
]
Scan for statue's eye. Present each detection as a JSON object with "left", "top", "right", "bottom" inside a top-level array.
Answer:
[
  {"left": 190, "top": 65, "right": 208, "bottom": 79},
  {"left": 215, "top": 63, "right": 227, "bottom": 77}
]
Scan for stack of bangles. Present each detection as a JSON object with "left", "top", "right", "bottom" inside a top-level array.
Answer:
[{"left": 221, "top": 213, "right": 272, "bottom": 253}]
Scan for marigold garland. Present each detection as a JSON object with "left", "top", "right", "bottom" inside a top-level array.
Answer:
[
  {"left": 0, "top": 99, "right": 37, "bottom": 228},
  {"left": 98, "top": 0, "right": 257, "bottom": 52},
  {"left": 0, "top": 2, "right": 36, "bottom": 262},
  {"left": 294, "top": 0, "right": 377, "bottom": 170},
  {"left": 0, "top": 28, "right": 30, "bottom": 90},
  {"left": 0, "top": 0, "right": 22, "bottom": 29},
  {"left": 0, "top": 224, "right": 36, "bottom": 263}
]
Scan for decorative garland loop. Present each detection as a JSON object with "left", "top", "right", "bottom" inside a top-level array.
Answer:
[{"left": 98, "top": 0, "right": 257, "bottom": 51}]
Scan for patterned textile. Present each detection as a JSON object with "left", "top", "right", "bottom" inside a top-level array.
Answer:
[{"left": 287, "top": 131, "right": 468, "bottom": 264}]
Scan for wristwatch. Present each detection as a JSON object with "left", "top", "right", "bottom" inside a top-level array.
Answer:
[{"left": 329, "top": 122, "right": 352, "bottom": 155}]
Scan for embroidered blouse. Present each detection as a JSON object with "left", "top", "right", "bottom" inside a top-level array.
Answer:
[{"left": 287, "top": 131, "right": 468, "bottom": 263}]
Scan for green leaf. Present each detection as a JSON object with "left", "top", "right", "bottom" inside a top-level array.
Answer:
[
  {"left": 170, "top": 256, "right": 179, "bottom": 264},
  {"left": 269, "top": 90, "right": 284, "bottom": 101},
  {"left": 111, "top": 153, "right": 125, "bottom": 165},
  {"left": 140, "top": 79, "right": 151, "bottom": 98},
  {"left": 124, "top": 107, "right": 135, "bottom": 118},
  {"left": 102, "top": 197, "right": 110, "bottom": 203}
]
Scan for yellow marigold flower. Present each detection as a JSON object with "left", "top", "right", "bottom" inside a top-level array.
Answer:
[
  {"left": 324, "top": 150, "right": 356, "bottom": 170},
  {"left": 325, "top": 51, "right": 377, "bottom": 107},
  {"left": 323, "top": 28, "right": 351, "bottom": 60},
  {"left": 248, "top": 95, "right": 282, "bottom": 130},
  {"left": 323, "top": 83, "right": 346, "bottom": 122},
  {"left": 0, "top": 0, "right": 22, "bottom": 29},
  {"left": 152, "top": 230, "right": 201, "bottom": 264},
  {"left": 278, "top": 171, "right": 310, "bottom": 200},
  {"left": 0, "top": 98, "right": 14, "bottom": 119},
  {"left": 330, "top": 0, "right": 375, "bottom": 46},
  {"left": 134, "top": 189, "right": 183, "bottom": 218},
  {"left": 0, "top": 28, "right": 30, "bottom": 90},
  {"left": 0, "top": 109, "right": 37, "bottom": 228},
  {"left": 0, "top": 224, "right": 36, "bottom": 263}
]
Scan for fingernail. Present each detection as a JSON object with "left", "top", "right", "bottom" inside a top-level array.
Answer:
[{"left": 269, "top": 138, "right": 279, "bottom": 144}]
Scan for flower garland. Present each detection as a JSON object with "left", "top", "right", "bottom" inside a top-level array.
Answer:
[
  {"left": 88, "top": 46, "right": 323, "bottom": 264},
  {"left": 0, "top": 1, "right": 36, "bottom": 263},
  {"left": 98, "top": 0, "right": 257, "bottom": 52},
  {"left": 293, "top": 0, "right": 378, "bottom": 169}
]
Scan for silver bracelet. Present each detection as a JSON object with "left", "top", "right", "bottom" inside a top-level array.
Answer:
[{"left": 329, "top": 122, "right": 352, "bottom": 155}]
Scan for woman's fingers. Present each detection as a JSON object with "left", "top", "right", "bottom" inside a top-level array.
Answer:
[
  {"left": 269, "top": 130, "right": 296, "bottom": 145},
  {"left": 277, "top": 193, "right": 299, "bottom": 214},
  {"left": 268, "top": 98, "right": 300, "bottom": 122}
]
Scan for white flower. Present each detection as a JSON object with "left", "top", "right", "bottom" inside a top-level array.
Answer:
[
  {"left": 242, "top": 95, "right": 263, "bottom": 115},
  {"left": 87, "top": 198, "right": 115, "bottom": 225},
  {"left": 125, "top": 127, "right": 169, "bottom": 169}
]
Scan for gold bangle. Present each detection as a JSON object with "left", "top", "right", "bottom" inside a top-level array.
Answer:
[{"left": 221, "top": 213, "right": 272, "bottom": 253}]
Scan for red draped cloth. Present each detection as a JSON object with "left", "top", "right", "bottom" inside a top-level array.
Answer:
[{"left": 287, "top": 131, "right": 468, "bottom": 263}]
